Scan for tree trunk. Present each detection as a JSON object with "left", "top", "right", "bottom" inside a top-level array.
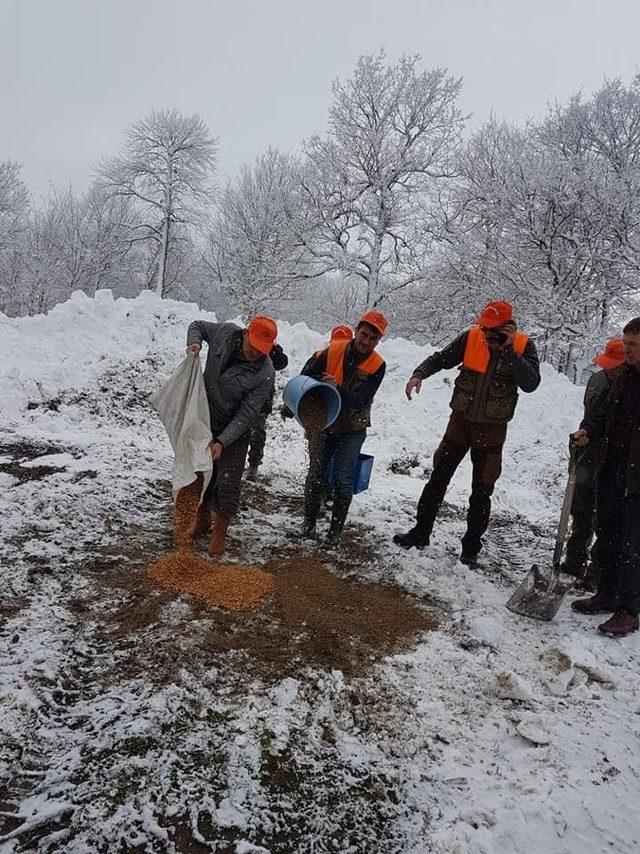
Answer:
[
  {"left": 156, "top": 162, "right": 173, "bottom": 298},
  {"left": 368, "top": 230, "right": 383, "bottom": 308},
  {"left": 155, "top": 212, "right": 170, "bottom": 298}
]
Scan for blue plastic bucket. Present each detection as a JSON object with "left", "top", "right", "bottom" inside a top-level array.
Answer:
[
  {"left": 283, "top": 375, "right": 342, "bottom": 429},
  {"left": 327, "top": 453, "right": 374, "bottom": 495}
]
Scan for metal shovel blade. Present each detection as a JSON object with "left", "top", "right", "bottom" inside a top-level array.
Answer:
[{"left": 506, "top": 564, "right": 575, "bottom": 621}]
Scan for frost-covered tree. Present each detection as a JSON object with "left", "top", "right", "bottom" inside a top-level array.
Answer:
[
  {"left": 205, "top": 148, "right": 315, "bottom": 317},
  {"left": 300, "top": 51, "right": 465, "bottom": 310},
  {"left": 432, "top": 80, "right": 640, "bottom": 376},
  {"left": 0, "top": 161, "right": 30, "bottom": 314},
  {"left": 98, "top": 109, "right": 217, "bottom": 297}
]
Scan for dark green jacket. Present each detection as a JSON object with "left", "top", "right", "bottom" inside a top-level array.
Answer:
[{"left": 412, "top": 331, "right": 541, "bottom": 424}]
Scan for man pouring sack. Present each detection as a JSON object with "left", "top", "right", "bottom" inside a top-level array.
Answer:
[{"left": 186, "top": 315, "right": 277, "bottom": 557}]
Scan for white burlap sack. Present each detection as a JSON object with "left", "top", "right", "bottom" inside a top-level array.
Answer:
[{"left": 150, "top": 356, "right": 213, "bottom": 500}]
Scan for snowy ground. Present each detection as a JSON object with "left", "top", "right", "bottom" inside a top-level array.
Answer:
[{"left": 1, "top": 290, "right": 639, "bottom": 853}]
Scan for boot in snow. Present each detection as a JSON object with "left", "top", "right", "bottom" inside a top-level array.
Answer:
[
  {"left": 245, "top": 465, "right": 259, "bottom": 482},
  {"left": 296, "top": 494, "right": 321, "bottom": 540},
  {"left": 598, "top": 610, "right": 639, "bottom": 637},
  {"left": 570, "top": 592, "right": 617, "bottom": 615},
  {"left": 208, "top": 514, "right": 230, "bottom": 558},
  {"left": 393, "top": 526, "right": 430, "bottom": 550},
  {"left": 323, "top": 493, "right": 351, "bottom": 549}
]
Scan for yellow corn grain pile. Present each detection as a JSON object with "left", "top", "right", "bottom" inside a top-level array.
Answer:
[{"left": 147, "top": 477, "right": 274, "bottom": 611}]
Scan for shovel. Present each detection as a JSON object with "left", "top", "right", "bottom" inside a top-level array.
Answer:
[{"left": 506, "top": 443, "right": 580, "bottom": 621}]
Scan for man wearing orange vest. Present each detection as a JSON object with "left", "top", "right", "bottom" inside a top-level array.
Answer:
[
  {"left": 394, "top": 300, "right": 541, "bottom": 564},
  {"left": 299, "top": 311, "right": 387, "bottom": 547}
]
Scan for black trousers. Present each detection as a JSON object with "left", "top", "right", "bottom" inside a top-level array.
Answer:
[
  {"left": 202, "top": 434, "right": 250, "bottom": 518},
  {"left": 415, "top": 412, "right": 507, "bottom": 555},
  {"left": 596, "top": 461, "right": 640, "bottom": 615},
  {"left": 247, "top": 412, "right": 268, "bottom": 468}
]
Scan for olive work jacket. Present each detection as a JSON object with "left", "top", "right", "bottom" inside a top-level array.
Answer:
[{"left": 412, "top": 330, "right": 541, "bottom": 424}]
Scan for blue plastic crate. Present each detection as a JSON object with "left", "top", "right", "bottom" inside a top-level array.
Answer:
[{"left": 327, "top": 453, "right": 374, "bottom": 495}]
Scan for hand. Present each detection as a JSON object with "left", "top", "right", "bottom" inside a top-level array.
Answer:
[
  {"left": 186, "top": 343, "right": 201, "bottom": 357},
  {"left": 321, "top": 373, "right": 338, "bottom": 387},
  {"left": 500, "top": 322, "right": 517, "bottom": 349},
  {"left": 280, "top": 405, "right": 293, "bottom": 421},
  {"left": 209, "top": 441, "right": 223, "bottom": 462},
  {"left": 405, "top": 376, "right": 422, "bottom": 400},
  {"left": 572, "top": 429, "right": 589, "bottom": 447}
]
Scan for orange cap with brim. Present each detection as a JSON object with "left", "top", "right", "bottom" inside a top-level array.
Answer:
[
  {"left": 330, "top": 324, "right": 353, "bottom": 342},
  {"left": 594, "top": 338, "right": 626, "bottom": 371},
  {"left": 476, "top": 300, "right": 513, "bottom": 329},
  {"left": 248, "top": 315, "right": 278, "bottom": 356},
  {"left": 359, "top": 310, "right": 388, "bottom": 337}
]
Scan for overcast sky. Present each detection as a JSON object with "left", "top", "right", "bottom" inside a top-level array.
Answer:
[{"left": 3, "top": 0, "right": 640, "bottom": 197}]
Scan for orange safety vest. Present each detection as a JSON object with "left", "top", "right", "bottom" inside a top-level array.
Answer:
[
  {"left": 325, "top": 339, "right": 384, "bottom": 385},
  {"left": 463, "top": 327, "right": 528, "bottom": 373}
]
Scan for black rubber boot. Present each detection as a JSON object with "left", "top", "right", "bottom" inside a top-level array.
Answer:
[
  {"left": 393, "top": 526, "right": 430, "bottom": 550},
  {"left": 324, "top": 493, "right": 351, "bottom": 549},
  {"left": 245, "top": 464, "right": 259, "bottom": 482},
  {"left": 297, "top": 494, "right": 321, "bottom": 540}
]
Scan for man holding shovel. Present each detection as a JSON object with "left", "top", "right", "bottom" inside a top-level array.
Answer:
[
  {"left": 297, "top": 311, "right": 387, "bottom": 547},
  {"left": 185, "top": 316, "right": 277, "bottom": 557},
  {"left": 571, "top": 318, "right": 640, "bottom": 637},
  {"left": 562, "top": 339, "right": 626, "bottom": 587},
  {"left": 394, "top": 300, "right": 541, "bottom": 564}
]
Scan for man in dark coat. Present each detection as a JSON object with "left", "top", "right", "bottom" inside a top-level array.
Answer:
[
  {"left": 571, "top": 317, "right": 640, "bottom": 637},
  {"left": 186, "top": 316, "right": 277, "bottom": 557},
  {"left": 394, "top": 300, "right": 541, "bottom": 564},
  {"left": 563, "top": 339, "right": 626, "bottom": 586}
]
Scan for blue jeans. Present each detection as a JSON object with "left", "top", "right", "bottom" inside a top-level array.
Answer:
[{"left": 305, "top": 429, "right": 366, "bottom": 505}]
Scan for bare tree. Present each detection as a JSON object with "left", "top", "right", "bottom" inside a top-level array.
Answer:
[
  {"left": 0, "top": 161, "right": 30, "bottom": 313},
  {"left": 98, "top": 109, "right": 217, "bottom": 297},
  {"left": 300, "top": 51, "right": 465, "bottom": 310},
  {"left": 205, "top": 148, "right": 317, "bottom": 317}
]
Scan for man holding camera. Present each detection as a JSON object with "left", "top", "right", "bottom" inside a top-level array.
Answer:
[{"left": 394, "top": 300, "right": 540, "bottom": 564}]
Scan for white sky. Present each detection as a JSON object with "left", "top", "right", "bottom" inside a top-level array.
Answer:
[{"left": 3, "top": 0, "right": 640, "bottom": 197}]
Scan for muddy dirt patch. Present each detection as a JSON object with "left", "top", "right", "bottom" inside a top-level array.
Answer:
[{"left": 87, "top": 544, "right": 438, "bottom": 683}]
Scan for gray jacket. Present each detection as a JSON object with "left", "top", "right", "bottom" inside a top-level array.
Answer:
[{"left": 186, "top": 321, "right": 275, "bottom": 448}]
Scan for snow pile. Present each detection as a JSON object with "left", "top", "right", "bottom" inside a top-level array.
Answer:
[{"left": 2, "top": 289, "right": 639, "bottom": 854}]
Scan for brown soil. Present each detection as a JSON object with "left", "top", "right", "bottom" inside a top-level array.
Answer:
[
  {"left": 148, "top": 553, "right": 275, "bottom": 611},
  {"left": 298, "top": 388, "right": 327, "bottom": 432},
  {"left": 64, "top": 479, "right": 439, "bottom": 683}
]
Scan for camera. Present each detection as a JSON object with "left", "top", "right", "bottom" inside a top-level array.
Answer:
[{"left": 488, "top": 330, "right": 508, "bottom": 346}]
